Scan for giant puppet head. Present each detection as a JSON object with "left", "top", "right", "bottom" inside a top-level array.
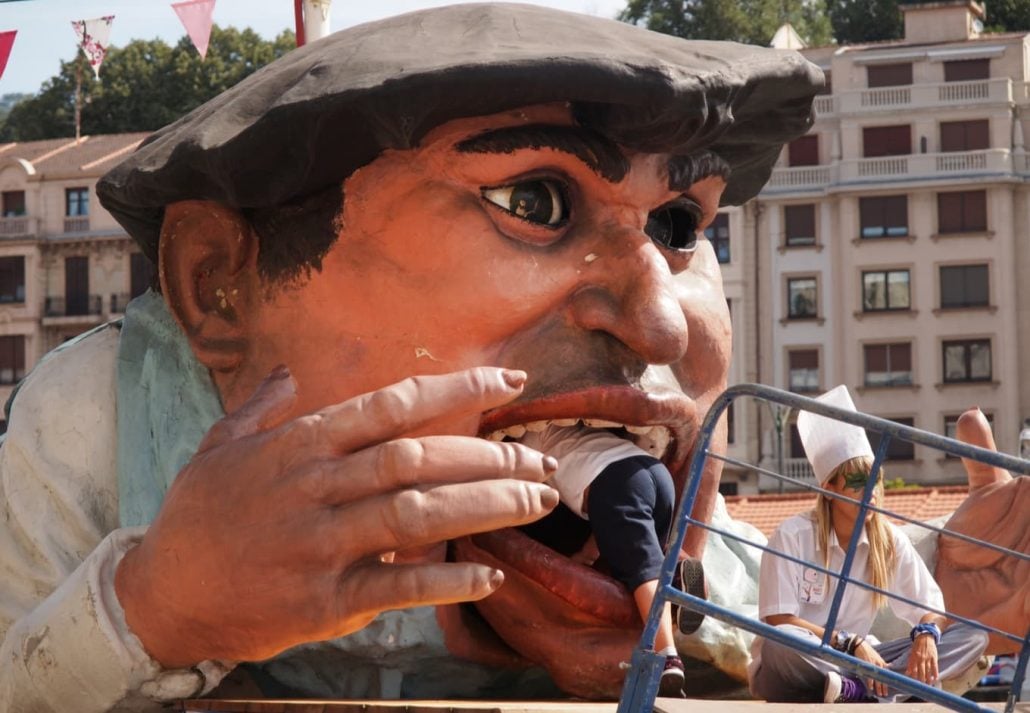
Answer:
[{"left": 98, "top": 3, "right": 822, "bottom": 698}]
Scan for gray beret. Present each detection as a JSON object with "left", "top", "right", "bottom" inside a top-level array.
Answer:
[{"left": 97, "top": 2, "right": 823, "bottom": 260}]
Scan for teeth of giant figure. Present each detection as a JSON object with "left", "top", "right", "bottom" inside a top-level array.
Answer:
[{"left": 483, "top": 419, "right": 673, "bottom": 460}]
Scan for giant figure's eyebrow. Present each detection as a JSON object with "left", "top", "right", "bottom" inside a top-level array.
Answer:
[
  {"left": 454, "top": 125, "right": 630, "bottom": 183},
  {"left": 667, "top": 151, "right": 732, "bottom": 192},
  {"left": 454, "top": 124, "right": 733, "bottom": 192}
]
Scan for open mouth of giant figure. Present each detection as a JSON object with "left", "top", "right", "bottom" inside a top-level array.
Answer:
[{"left": 445, "top": 364, "right": 700, "bottom": 697}]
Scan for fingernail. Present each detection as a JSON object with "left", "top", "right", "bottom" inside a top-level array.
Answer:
[
  {"left": 502, "top": 370, "right": 527, "bottom": 389},
  {"left": 540, "top": 485, "right": 559, "bottom": 509},
  {"left": 270, "top": 364, "right": 290, "bottom": 379},
  {"left": 543, "top": 456, "right": 558, "bottom": 473},
  {"left": 489, "top": 569, "right": 505, "bottom": 590}
]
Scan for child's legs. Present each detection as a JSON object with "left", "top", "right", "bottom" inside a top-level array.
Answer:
[
  {"left": 588, "top": 456, "right": 676, "bottom": 650},
  {"left": 586, "top": 455, "right": 674, "bottom": 592}
]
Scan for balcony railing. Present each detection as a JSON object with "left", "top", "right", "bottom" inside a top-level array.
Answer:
[
  {"left": 812, "top": 95, "right": 836, "bottom": 117},
  {"left": 763, "top": 165, "right": 834, "bottom": 191},
  {"left": 63, "top": 216, "right": 90, "bottom": 234},
  {"left": 837, "top": 78, "right": 1013, "bottom": 114},
  {"left": 43, "top": 294, "right": 103, "bottom": 318},
  {"left": 0, "top": 215, "right": 33, "bottom": 237},
  {"left": 109, "top": 293, "right": 132, "bottom": 314},
  {"left": 758, "top": 456, "right": 815, "bottom": 492},
  {"left": 765, "top": 149, "right": 1015, "bottom": 193},
  {"left": 840, "top": 148, "right": 1011, "bottom": 182}
]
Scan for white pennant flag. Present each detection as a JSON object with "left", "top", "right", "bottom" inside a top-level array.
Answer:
[{"left": 71, "top": 15, "right": 115, "bottom": 79}]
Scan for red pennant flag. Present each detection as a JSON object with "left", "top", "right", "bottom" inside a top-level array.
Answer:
[
  {"left": 0, "top": 31, "right": 15, "bottom": 82},
  {"left": 172, "top": 0, "right": 216, "bottom": 60}
]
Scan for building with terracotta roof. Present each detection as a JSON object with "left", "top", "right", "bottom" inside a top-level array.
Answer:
[{"left": 0, "top": 133, "right": 153, "bottom": 431}]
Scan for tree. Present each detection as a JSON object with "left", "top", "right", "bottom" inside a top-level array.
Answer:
[
  {"left": 619, "top": 0, "right": 833, "bottom": 47},
  {"left": 826, "top": 0, "right": 903, "bottom": 43},
  {"left": 0, "top": 26, "right": 295, "bottom": 141},
  {"left": 982, "top": 0, "right": 1030, "bottom": 32}
]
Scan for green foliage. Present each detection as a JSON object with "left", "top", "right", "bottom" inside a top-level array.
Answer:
[
  {"left": 0, "top": 93, "right": 30, "bottom": 124},
  {"left": 982, "top": 0, "right": 1030, "bottom": 33},
  {"left": 0, "top": 26, "right": 295, "bottom": 141},
  {"left": 620, "top": 0, "right": 1029, "bottom": 45},
  {"left": 883, "top": 476, "right": 917, "bottom": 490},
  {"left": 620, "top": 0, "right": 833, "bottom": 46},
  {"left": 826, "top": 0, "right": 903, "bottom": 43}
]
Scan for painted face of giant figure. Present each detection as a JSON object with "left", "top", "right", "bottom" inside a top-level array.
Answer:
[
  {"left": 100, "top": 3, "right": 824, "bottom": 700},
  {"left": 158, "top": 103, "right": 730, "bottom": 697}
]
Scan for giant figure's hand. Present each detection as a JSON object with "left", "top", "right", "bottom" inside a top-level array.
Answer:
[
  {"left": 935, "top": 408, "right": 1030, "bottom": 654},
  {"left": 114, "top": 366, "right": 559, "bottom": 668}
]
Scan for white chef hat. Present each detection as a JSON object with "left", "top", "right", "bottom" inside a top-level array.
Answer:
[{"left": 797, "top": 385, "right": 874, "bottom": 484}]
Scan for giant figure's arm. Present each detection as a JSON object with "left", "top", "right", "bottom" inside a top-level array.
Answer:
[{"left": 0, "top": 329, "right": 226, "bottom": 713}]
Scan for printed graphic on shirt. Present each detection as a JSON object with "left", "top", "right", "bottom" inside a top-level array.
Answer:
[{"left": 800, "top": 567, "right": 826, "bottom": 604}]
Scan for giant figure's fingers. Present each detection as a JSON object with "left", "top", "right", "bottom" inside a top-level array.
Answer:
[
  {"left": 334, "top": 561, "right": 506, "bottom": 633},
  {"left": 279, "top": 368, "right": 527, "bottom": 456},
  {"left": 328, "top": 481, "right": 559, "bottom": 560},
  {"left": 291, "top": 437, "right": 556, "bottom": 504},
  {"left": 955, "top": 408, "right": 1012, "bottom": 490},
  {"left": 198, "top": 365, "right": 298, "bottom": 452}
]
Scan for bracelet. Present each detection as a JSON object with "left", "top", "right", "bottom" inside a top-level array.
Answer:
[
  {"left": 848, "top": 636, "right": 865, "bottom": 655},
  {"left": 910, "top": 622, "right": 941, "bottom": 645}
]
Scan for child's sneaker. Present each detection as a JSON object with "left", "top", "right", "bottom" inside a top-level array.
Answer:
[
  {"left": 672, "top": 557, "right": 707, "bottom": 634},
  {"left": 658, "top": 655, "right": 686, "bottom": 698},
  {"left": 824, "top": 671, "right": 874, "bottom": 703}
]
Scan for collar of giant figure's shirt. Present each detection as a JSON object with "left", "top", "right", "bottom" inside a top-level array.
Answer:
[{"left": 117, "top": 290, "right": 226, "bottom": 527}]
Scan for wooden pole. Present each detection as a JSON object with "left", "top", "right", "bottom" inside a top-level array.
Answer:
[{"left": 74, "top": 52, "right": 82, "bottom": 141}]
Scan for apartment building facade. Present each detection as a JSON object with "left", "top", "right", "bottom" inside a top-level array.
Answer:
[
  {"left": 751, "top": 0, "right": 1030, "bottom": 490},
  {"left": 0, "top": 133, "right": 152, "bottom": 431}
]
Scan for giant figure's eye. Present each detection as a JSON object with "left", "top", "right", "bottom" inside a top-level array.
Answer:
[
  {"left": 481, "top": 180, "right": 568, "bottom": 226},
  {"left": 645, "top": 199, "right": 702, "bottom": 252}
]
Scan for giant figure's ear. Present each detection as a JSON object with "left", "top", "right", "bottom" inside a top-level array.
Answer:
[{"left": 159, "top": 200, "right": 259, "bottom": 373}]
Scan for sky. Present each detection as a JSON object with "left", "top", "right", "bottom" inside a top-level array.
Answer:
[{"left": 0, "top": 0, "right": 629, "bottom": 96}]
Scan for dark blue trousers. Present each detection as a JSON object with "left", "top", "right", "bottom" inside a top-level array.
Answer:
[{"left": 587, "top": 454, "right": 675, "bottom": 592}]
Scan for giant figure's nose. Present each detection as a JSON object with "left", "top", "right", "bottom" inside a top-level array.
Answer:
[{"left": 567, "top": 227, "right": 689, "bottom": 365}]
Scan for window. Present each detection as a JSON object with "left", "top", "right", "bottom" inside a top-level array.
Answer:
[
  {"left": 1, "top": 191, "right": 25, "bottom": 217},
  {"left": 943, "top": 339, "right": 991, "bottom": 383},
  {"left": 867, "top": 416, "right": 916, "bottom": 461},
  {"left": 944, "top": 412, "right": 994, "bottom": 458},
  {"left": 788, "top": 349, "right": 819, "bottom": 392},
  {"left": 862, "top": 269, "right": 910, "bottom": 312},
  {"left": 65, "top": 187, "right": 89, "bottom": 217},
  {"left": 0, "top": 256, "right": 25, "bottom": 304},
  {"left": 0, "top": 335, "right": 25, "bottom": 385},
  {"left": 788, "top": 135, "right": 819, "bottom": 166},
  {"left": 864, "top": 343, "right": 912, "bottom": 387},
  {"left": 940, "top": 264, "right": 989, "bottom": 308},
  {"left": 859, "top": 195, "right": 908, "bottom": 238},
  {"left": 726, "top": 401, "right": 735, "bottom": 445},
  {"left": 130, "top": 252, "right": 155, "bottom": 298},
  {"left": 64, "top": 256, "right": 89, "bottom": 316},
  {"left": 718, "top": 481, "right": 739, "bottom": 496},
  {"left": 940, "top": 120, "right": 989, "bottom": 152},
  {"left": 944, "top": 59, "right": 989, "bottom": 82},
  {"left": 788, "top": 421, "right": 805, "bottom": 459},
  {"left": 863, "top": 125, "right": 911, "bottom": 158},
  {"left": 937, "top": 190, "right": 986, "bottom": 234},
  {"left": 784, "top": 204, "right": 816, "bottom": 246},
  {"left": 787, "top": 278, "right": 817, "bottom": 319},
  {"left": 705, "top": 213, "right": 730, "bottom": 264},
  {"left": 867, "top": 63, "right": 913, "bottom": 88}
]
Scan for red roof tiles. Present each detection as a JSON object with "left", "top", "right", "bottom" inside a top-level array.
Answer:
[{"left": 724, "top": 486, "right": 970, "bottom": 537}]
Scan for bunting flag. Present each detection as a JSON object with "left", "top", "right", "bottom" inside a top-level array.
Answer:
[
  {"left": 172, "top": 0, "right": 216, "bottom": 60},
  {"left": 0, "top": 31, "right": 15, "bottom": 82},
  {"left": 71, "top": 15, "right": 114, "bottom": 79}
]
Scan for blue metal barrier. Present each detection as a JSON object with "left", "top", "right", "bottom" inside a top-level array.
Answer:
[{"left": 618, "top": 383, "right": 1030, "bottom": 713}]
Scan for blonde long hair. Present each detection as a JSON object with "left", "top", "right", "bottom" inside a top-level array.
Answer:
[{"left": 814, "top": 456, "right": 895, "bottom": 609}]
